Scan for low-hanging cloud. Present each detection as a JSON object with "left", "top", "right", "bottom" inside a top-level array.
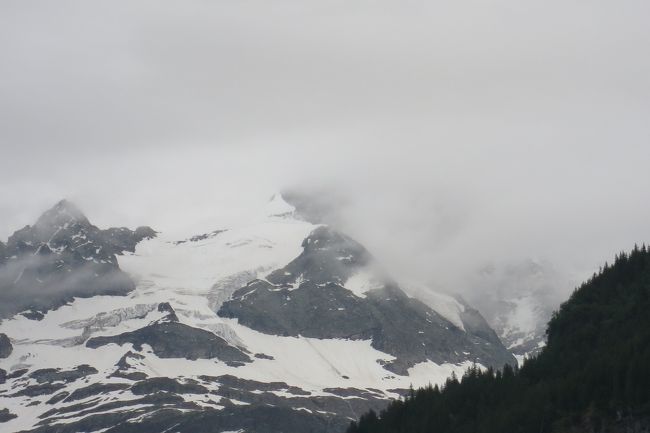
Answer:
[{"left": 0, "top": 253, "right": 134, "bottom": 319}]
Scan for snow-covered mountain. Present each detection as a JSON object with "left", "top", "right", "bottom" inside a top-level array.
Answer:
[{"left": 0, "top": 196, "right": 514, "bottom": 433}]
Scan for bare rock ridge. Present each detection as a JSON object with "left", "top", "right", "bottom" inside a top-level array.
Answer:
[
  {"left": 86, "top": 322, "right": 251, "bottom": 365},
  {"left": 0, "top": 334, "right": 11, "bottom": 358}
]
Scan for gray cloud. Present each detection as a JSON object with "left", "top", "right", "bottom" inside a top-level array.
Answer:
[{"left": 1, "top": 0, "right": 650, "bottom": 307}]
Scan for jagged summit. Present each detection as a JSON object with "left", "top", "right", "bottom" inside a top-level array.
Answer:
[
  {"left": 35, "top": 199, "right": 90, "bottom": 229},
  {"left": 0, "top": 201, "right": 156, "bottom": 320}
]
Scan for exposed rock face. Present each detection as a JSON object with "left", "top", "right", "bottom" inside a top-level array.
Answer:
[
  {"left": 0, "top": 200, "right": 155, "bottom": 319},
  {"left": 6, "top": 372, "right": 388, "bottom": 433},
  {"left": 265, "top": 226, "right": 376, "bottom": 287},
  {"left": 155, "top": 302, "right": 179, "bottom": 323},
  {"left": 18, "top": 404, "right": 352, "bottom": 433},
  {"left": 86, "top": 322, "right": 251, "bottom": 364},
  {"left": 0, "top": 334, "right": 12, "bottom": 358},
  {"left": 130, "top": 377, "right": 208, "bottom": 395},
  {"left": 219, "top": 226, "right": 515, "bottom": 374},
  {"left": 0, "top": 408, "right": 17, "bottom": 423},
  {"left": 100, "top": 226, "right": 158, "bottom": 255},
  {"left": 62, "top": 383, "right": 130, "bottom": 403},
  {"left": 173, "top": 229, "right": 227, "bottom": 245},
  {"left": 28, "top": 365, "right": 97, "bottom": 384},
  {"left": 457, "top": 301, "right": 510, "bottom": 350}
]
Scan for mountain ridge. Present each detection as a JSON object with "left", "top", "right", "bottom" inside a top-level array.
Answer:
[
  {"left": 0, "top": 200, "right": 156, "bottom": 320},
  {"left": 0, "top": 196, "right": 515, "bottom": 433}
]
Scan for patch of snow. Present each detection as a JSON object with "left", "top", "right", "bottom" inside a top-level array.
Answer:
[
  {"left": 344, "top": 270, "right": 384, "bottom": 299},
  {"left": 401, "top": 282, "right": 466, "bottom": 331}
]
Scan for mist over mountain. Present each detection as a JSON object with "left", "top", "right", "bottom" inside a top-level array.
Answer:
[
  {"left": 347, "top": 246, "right": 650, "bottom": 433},
  {"left": 2, "top": 1, "right": 649, "bottom": 432},
  {"left": 0, "top": 197, "right": 515, "bottom": 432}
]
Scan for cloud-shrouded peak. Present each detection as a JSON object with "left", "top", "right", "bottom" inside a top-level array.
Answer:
[
  {"left": 265, "top": 193, "right": 295, "bottom": 218},
  {"left": 35, "top": 199, "right": 90, "bottom": 231}
]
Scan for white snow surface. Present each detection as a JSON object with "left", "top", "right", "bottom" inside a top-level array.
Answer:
[
  {"left": 401, "top": 282, "right": 467, "bottom": 331},
  {"left": 0, "top": 195, "right": 481, "bottom": 431},
  {"left": 344, "top": 269, "right": 385, "bottom": 298},
  {"left": 265, "top": 193, "right": 296, "bottom": 218}
]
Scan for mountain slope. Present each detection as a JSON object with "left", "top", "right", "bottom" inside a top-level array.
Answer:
[
  {"left": 218, "top": 226, "right": 513, "bottom": 374},
  {"left": 347, "top": 246, "right": 650, "bottom": 433},
  {"left": 0, "top": 197, "right": 513, "bottom": 433}
]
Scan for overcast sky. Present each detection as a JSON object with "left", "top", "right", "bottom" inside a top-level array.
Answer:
[{"left": 1, "top": 0, "right": 650, "bottom": 300}]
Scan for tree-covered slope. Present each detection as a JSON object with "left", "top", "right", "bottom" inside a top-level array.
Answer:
[{"left": 347, "top": 245, "right": 650, "bottom": 433}]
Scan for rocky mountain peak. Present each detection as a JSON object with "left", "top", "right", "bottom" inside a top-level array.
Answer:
[
  {"left": 35, "top": 199, "right": 91, "bottom": 231},
  {"left": 0, "top": 201, "right": 156, "bottom": 320},
  {"left": 265, "top": 225, "right": 374, "bottom": 289}
]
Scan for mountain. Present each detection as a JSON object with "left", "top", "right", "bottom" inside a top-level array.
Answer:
[
  {"left": 218, "top": 225, "right": 513, "bottom": 375},
  {"left": 282, "top": 188, "right": 556, "bottom": 363},
  {"left": 347, "top": 246, "right": 650, "bottom": 433},
  {"left": 0, "top": 197, "right": 514, "bottom": 433},
  {"left": 0, "top": 200, "right": 156, "bottom": 320}
]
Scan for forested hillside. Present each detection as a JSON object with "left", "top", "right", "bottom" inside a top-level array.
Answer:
[{"left": 348, "top": 245, "right": 650, "bottom": 433}]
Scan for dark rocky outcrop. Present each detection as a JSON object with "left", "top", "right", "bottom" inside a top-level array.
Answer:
[
  {"left": 199, "top": 374, "right": 312, "bottom": 397},
  {"left": 22, "top": 376, "right": 388, "bottom": 433},
  {"left": 86, "top": 322, "right": 251, "bottom": 364},
  {"left": 12, "top": 382, "right": 67, "bottom": 397},
  {"left": 45, "top": 392, "right": 69, "bottom": 405},
  {"left": 173, "top": 229, "right": 227, "bottom": 245},
  {"left": 64, "top": 383, "right": 129, "bottom": 403},
  {"left": 20, "top": 311, "right": 44, "bottom": 321},
  {"left": 0, "top": 333, "right": 12, "bottom": 358},
  {"left": 110, "top": 351, "right": 148, "bottom": 381},
  {"left": 0, "top": 200, "right": 155, "bottom": 319},
  {"left": 100, "top": 226, "right": 157, "bottom": 255},
  {"left": 29, "top": 365, "right": 97, "bottom": 384},
  {"left": 20, "top": 405, "right": 347, "bottom": 433},
  {"left": 0, "top": 408, "right": 17, "bottom": 423},
  {"left": 264, "top": 226, "right": 376, "bottom": 288},
  {"left": 34, "top": 392, "right": 191, "bottom": 428},
  {"left": 155, "top": 302, "right": 179, "bottom": 323},
  {"left": 457, "top": 301, "right": 510, "bottom": 351},
  {"left": 130, "top": 377, "right": 208, "bottom": 395},
  {"left": 6, "top": 368, "right": 28, "bottom": 379}
]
